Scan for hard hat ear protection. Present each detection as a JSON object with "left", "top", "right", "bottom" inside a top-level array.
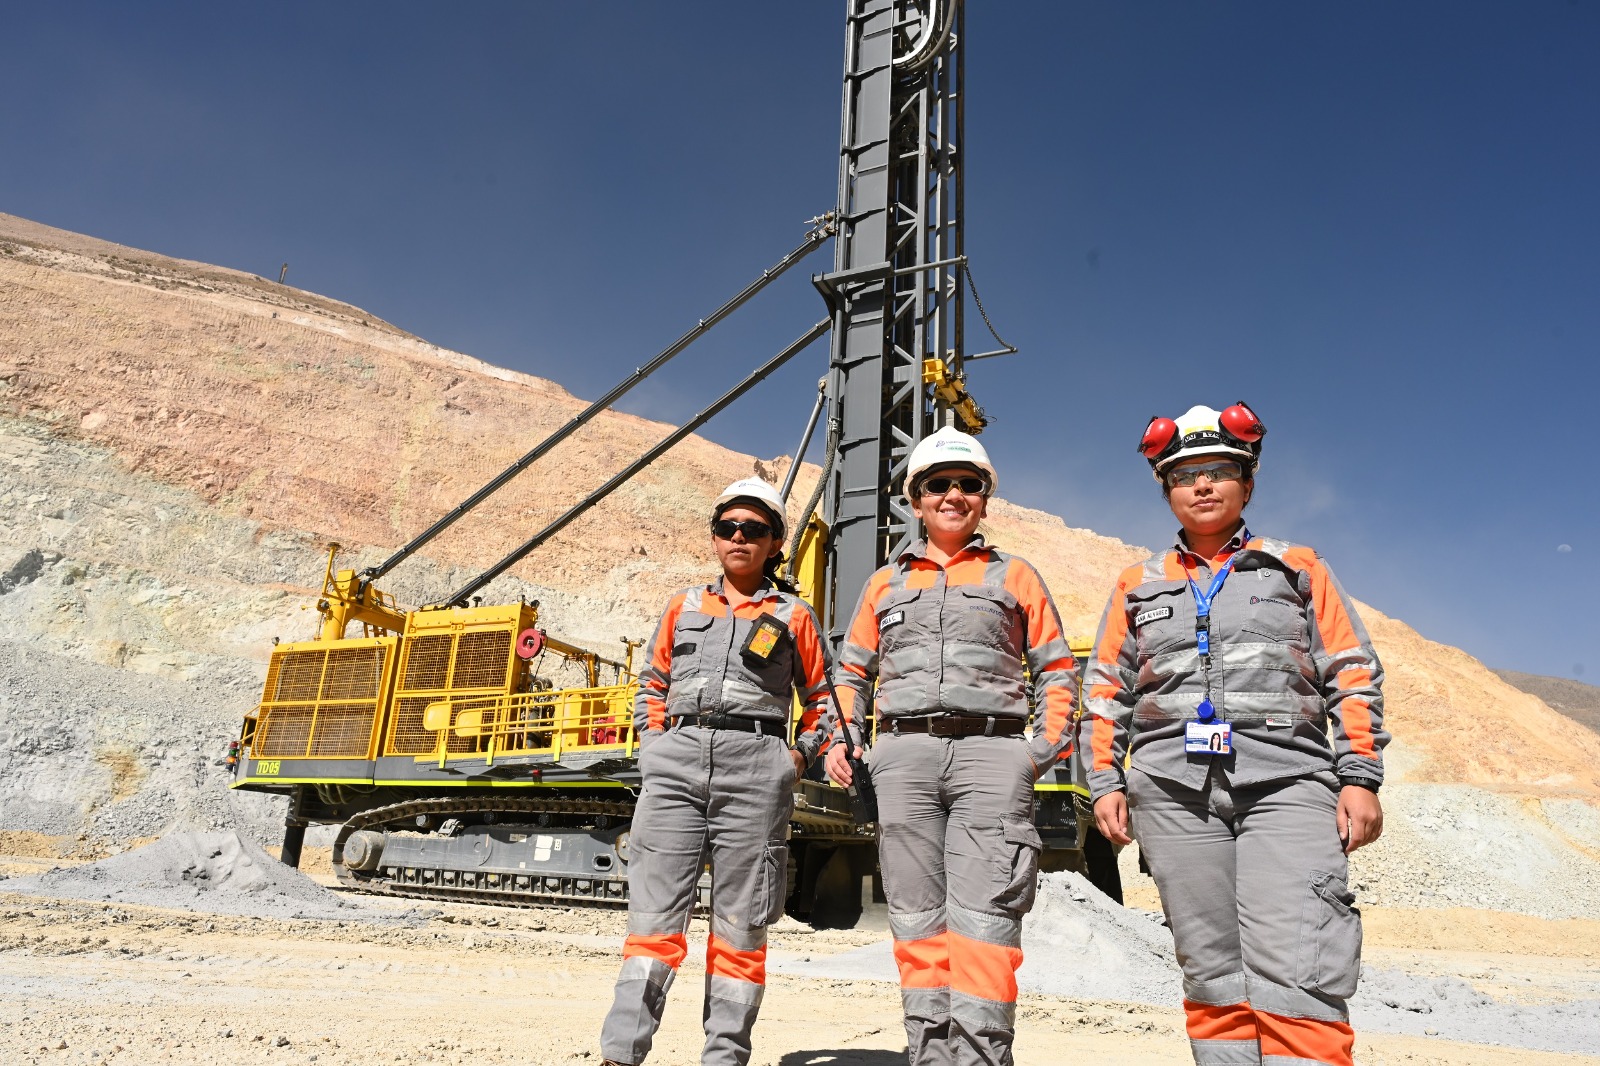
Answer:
[
  {"left": 1139, "top": 401, "right": 1267, "bottom": 473},
  {"left": 1218, "top": 401, "right": 1264, "bottom": 444},
  {"left": 1138, "top": 416, "right": 1180, "bottom": 461}
]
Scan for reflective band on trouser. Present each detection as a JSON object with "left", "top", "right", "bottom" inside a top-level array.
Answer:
[
  {"left": 1184, "top": 1000, "right": 1261, "bottom": 1066},
  {"left": 1258, "top": 1011, "right": 1355, "bottom": 1066},
  {"left": 889, "top": 908, "right": 951, "bottom": 1059},
  {"left": 873, "top": 731, "right": 1039, "bottom": 1066},
  {"left": 599, "top": 725, "right": 794, "bottom": 1066}
]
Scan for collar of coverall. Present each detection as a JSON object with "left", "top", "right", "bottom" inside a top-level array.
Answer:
[
  {"left": 709, "top": 574, "right": 781, "bottom": 603},
  {"left": 897, "top": 532, "right": 990, "bottom": 565},
  {"left": 1172, "top": 522, "right": 1253, "bottom": 566}
]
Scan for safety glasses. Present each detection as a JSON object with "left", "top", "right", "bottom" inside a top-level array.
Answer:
[
  {"left": 919, "top": 475, "right": 990, "bottom": 497},
  {"left": 711, "top": 518, "right": 776, "bottom": 541},
  {"left": 1164, "top": 460, "right": 1245, "bottom": 489}
]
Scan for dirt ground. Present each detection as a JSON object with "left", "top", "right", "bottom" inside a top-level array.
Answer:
[{"left": 3, "top": 850, "right": 1598, "bottom": 1066}]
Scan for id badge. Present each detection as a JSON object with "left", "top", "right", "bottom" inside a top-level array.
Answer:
[{"left": 1185, "top": 721, "right": 1232, "bottom": 755}]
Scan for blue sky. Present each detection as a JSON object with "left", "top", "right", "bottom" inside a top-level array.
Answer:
[{"left": 4, "top": 3, "right": 1596, "bottom": 680}]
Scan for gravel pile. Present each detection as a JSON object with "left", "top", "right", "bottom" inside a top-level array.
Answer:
[
  {"left": 1347, "top": 784, "right": 1600, "bottom": 920},
  {"left": 0, "top": 640, "right": 284, "bottom": 847},
  {"left": 1353, "top": 969, "right": 1600, "bottom": 1056},
  {"left": 0, "top": 831, "right": 375, "bottom": 921}
]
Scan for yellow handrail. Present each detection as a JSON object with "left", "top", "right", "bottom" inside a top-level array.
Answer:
[{"left": 421, "top": 683, "right": 640, "bottom": 767}]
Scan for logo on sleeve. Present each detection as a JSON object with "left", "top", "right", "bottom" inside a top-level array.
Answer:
[
  {"left": 879, "top": 611, "right": 905, "bottom": 632},
  {"left": 1134, "top": 606, "right": 1173, "bottom": 629}
]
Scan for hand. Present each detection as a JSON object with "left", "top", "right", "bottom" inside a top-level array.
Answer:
[
  {"left": 825, "top": 743, "right": 862, "bottom": 787},
  {"left": 1337, "top": 786, "right": 1383, "bottom": 854},
  {"left": 1093, "top": 792, "right": 1133, "bottom": 846},
  {"left": 788, "top": 748, "right": 806, "bottom": 783}
]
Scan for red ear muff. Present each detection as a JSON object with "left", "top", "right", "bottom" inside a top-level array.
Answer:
[
  {"left": 1138, "top": 417, "right": 1179, "bottom": 459},
  {"left": 1219, "top": 402, "right": 1264, "bottom": 443}
]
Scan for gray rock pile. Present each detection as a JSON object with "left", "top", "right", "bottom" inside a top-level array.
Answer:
[{"left": 0, "top": 830, "right": 363, "bottom": 920}]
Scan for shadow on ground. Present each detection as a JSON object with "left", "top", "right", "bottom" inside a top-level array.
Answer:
[{"left": 777, "top": 1052, "right": 905, "bottom": 1066}]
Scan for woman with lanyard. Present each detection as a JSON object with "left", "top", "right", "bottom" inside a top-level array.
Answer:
[
  {"left": 825, "top": 426, "right": 1079, "bottom": 1066},
  {"left": 1080, "top": 403, "right": 1388, "bottom": 1066},
  {"left": 599, "top": 477, "right": 834, "bottom": 1066}
]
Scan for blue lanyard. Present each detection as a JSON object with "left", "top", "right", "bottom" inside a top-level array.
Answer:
[
  {"left": 1184, "top": 529, "right": 1248, "bottom": 723},
  {"left": 1186, "top": 553, "right": 1238, "bottom": 658}
]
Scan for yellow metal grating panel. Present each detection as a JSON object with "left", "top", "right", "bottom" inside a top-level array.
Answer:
[
  {"left": 254, "top": 643, "right": 389, "bottom": 759},
  {"left": 401, "top": 634, "right": 453, "bottom": 690},
  {"left": 387, "top": 696, "right": 442, "bottom": 756},
  {"left": 452, "top": 630, "right": 513, "bottom": 689}
]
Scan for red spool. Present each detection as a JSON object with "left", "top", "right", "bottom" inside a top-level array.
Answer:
[{"left": 515, "top": 627, "right": 546, "bottom": 660}]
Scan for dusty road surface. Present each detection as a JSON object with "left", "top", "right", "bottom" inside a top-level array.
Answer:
[{"left": 3, "top": 853, "right": 1599, "bottom": 1066}]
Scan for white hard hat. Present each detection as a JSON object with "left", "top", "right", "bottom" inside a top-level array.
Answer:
[
  {"left": 1137, "top": 402, "right": 1266, "bottom": 480},
  {"left": 903, "top": 426, "right": 998, "bottom": 503},
  {"left": 713, "top": 477, "right": 786, "bottom": 538}
]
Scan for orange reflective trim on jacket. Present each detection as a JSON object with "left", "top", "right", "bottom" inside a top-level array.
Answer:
[
  {"left": 892, "top": 932, "right": 952, "bottom": 989},
  {"left": 1284, "top": 548, "right": 1361, "bottom": 657},
  {"left": 1087, "top": 566, "right": 1140, "bottom": 774},
  {"left": 622, "top": 931, "right": 689, "bottom": 970},
  {"left": 1005, "top": 557, "right": 1075, "bottom": 744},
  {"left": 638, "top": 590, "right": 690, "bottom": 732},
  {"left": 834, "top": 567, "right": 894, "bottom": 732},
  {"left": 1183, "top": 1000, "right": 1258, "bottom": 1042},
  {"left": 706, "top": 934, "right": 767, "bottom": 986},
  {"left": 789, "top": 603, "right": 833, "bottom": 743},
  {"left": 1256, "top": 1010, "right": 1354, "bottom": 1066},
  {"left": 1334, "top": 666, "right": 1378, "bottom": 759},
  {"left": 947, "top": 931, "right": 1022, "bottom": 1004}
]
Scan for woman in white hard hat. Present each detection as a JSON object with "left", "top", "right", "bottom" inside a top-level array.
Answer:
[
  {"left": 1079, "top": 403, "right": 1387, "bottom": 1066},
  {"left": 824, "top": 426, "right": 1080, "bottom": 1066},
  {"left": 599, "top": 477, "right": 834, "bottom": 1066}
]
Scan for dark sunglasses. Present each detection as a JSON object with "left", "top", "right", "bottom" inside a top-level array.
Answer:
[
  {"left": 711, "top": 518, "right": 776, "bottom": 541},
  {"left": 919, "top": 475, "right": 990, "bottom": 497}
]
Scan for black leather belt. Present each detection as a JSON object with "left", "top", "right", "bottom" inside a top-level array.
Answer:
[
  {"left": 672, "top": 714, "right": 777, "bottom": 736},
  {"left": 889, "top": 715, "right": 1025, "bottom": 737}
]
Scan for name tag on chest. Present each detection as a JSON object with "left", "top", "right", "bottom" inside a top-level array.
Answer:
[
  {"left": 1135, "top": 606, "right": 1173, "bottom": 629},
  {"left": 1184, "top": 721, "right": 1232, "bottom": 755}
]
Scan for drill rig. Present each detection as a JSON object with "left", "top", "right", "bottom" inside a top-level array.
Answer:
[{"left": 230, "top": 0, "right": 1120, "bottom": 922}]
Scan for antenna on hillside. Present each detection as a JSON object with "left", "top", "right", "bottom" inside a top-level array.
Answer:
[{"left": 278, "top": 263, "right": 289, "bottom": 284}]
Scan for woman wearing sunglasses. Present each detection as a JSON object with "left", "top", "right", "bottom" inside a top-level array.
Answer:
[
  {"left": 824, "top": 426, "right": 1079, "bottom": 1066},
  {"left": 600, "top": 477, "right": 834, "bottom": 1066},
  {"left": 1079, "top": 403, "right": 1388, "bottom": 1066}
]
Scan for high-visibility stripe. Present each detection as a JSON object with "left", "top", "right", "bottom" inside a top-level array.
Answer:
[
  {"left": 789, "top": 602, "right": 832, "bottom": 740},
  {"left": 622, "top": 932, "right": 688, "bottom": 970},
  {"left": 1256, "top": 1010, "right": 1354, "bottom": 1066},
  {"left": 892, "top": 932, "right": 951, "bottom": 990},
  {"left": 1335, "top": 666, "right": 1377, "bottom": 758},
  {"left": 705, "top": 934, "right": 766, "bottom": 986},
  {"left": 1284, "top": 550, "right": 1360, "bottom": 657},
  {"left": 1162, "top": 551, "right": 1187, "bottom": 582},
  {"left": 1183, "top": 999, "right": 1259, "bottom": 1042},
  {"left": 947, "top": 930, "right": 1022, "bottom": 1004},
  {"left": 639, "top": 590, "right": 689, "bottom": 731}
]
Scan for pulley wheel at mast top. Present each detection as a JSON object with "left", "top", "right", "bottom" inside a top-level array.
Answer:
[{"left": 893, "top": 0, "right": 958, "bottom": 72}]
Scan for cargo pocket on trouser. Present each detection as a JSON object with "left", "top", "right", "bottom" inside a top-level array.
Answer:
[
  {"left": 1297, "top": 870, "right": 1362, "bottom": 999},
  {"left": 992, "top": 816, "right": 1043, "bottom": 916},
  {"left": 754, "top": 842, "right": 789, "bottom": 926}
]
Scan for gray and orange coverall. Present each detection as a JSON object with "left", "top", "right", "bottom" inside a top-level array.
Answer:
[
  {"left": 1080, "top": 529, "right": 1388, "bottom": 1066},
  {"left": 832, "top": 534, "right": 1078, "bottom": 1066},
  {"left": 599, "top": 578, "right": 833, "bottom": 1066}
]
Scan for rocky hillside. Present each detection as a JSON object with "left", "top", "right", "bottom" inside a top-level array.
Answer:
[{"left": 3, "top": 211, "right": 1599, "bottom": 916}]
